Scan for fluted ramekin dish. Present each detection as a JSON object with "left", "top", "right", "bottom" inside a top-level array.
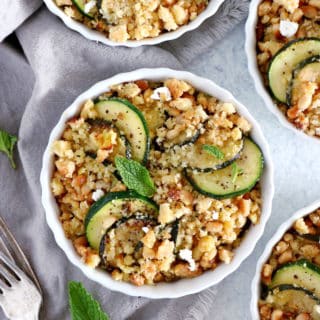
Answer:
[
  {"left": 245, "top": 0, "right": 320, "bottom": 144},
  {"left": 43, "top": 0, "right": 226, "bottom": 47},
  {"left": 251, "top": 198, "right": 320, "bottom": 318},
  {"left": 41, "top": 68, "right": 274, "bottom": 298}
]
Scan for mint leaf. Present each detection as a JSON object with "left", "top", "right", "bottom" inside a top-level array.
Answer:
[
  {"left": 202, "top": 145, "right": 224, "bottom": 160},
  {"left": 0, "top": 129, "right": 18, "bottom": 169},
  {"left": 68, "top": 281, "right": 109, "bottom": 320},
  {"left": 115, "top": 156, "right": 156, "bottom": 197},
  {"left": 231, "top": 162, "right": 244, "bottom": 184}
]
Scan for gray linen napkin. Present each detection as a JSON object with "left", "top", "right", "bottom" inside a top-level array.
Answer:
[
  {"left": 0, "top": 0, "right": 42, "bottom": 42},
  {"left": 0, "top": 1, "right": 249, "bottom": 319}
]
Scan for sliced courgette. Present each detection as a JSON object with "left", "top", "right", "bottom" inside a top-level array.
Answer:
[
  {"left": 95, "top": 98, "right": 150, "bottom": 164},
  {"left": 85, "top": 191, "right": 158, "bottom": 249},
  {"left": 288, "top": 55, "right": 320, "bottom": 105},
  {"left": 172, "top": 137, "right": 244, "bottom": 172},
  {"left": 297, "top": 233, "right": 320, "bottom": 243},
  {"left": 99, "top": 214, "right": 157, "bottom": 268},
  {"left": 71, "top": 0, "right": 95, "bottom": 19},
  {"left": 268, "top": 38, "right": 320, "bottom": 103},
  {"left": 266, "top": 284, "right": 320, "bottom": 315},
  {"left": 85, "top": 118, "right": 131, "bottom": 161},
  {"left": 185, "top": 138, "right": 263, "bottom": 199},
  {"left": 271, "top": 259, "right": 320, "bottom": 298}
]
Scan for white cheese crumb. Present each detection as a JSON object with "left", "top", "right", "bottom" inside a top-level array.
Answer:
[
  {"left": 142, "top": 227, "right": 149, "bottom": 233},
  {"left": 179, "top": 249, "right": 196, "bottom": 271},
  {"left": 212, "top": 211, "right": 219, "bottom": 220},
  {"left": 92, "top": 189, "right": 105, "bottom": 201},
  {"left": 84, "top": 0, "right": 96, "bottom": 14},
  {"left": 150, "top": 87, "right": 172, "bottom": 101},
  {"left": 279, "top": 20, "right": 298, "bottom": 38},
  {"left": 313, "top": 305, "right": 320, "bottom": 314}
]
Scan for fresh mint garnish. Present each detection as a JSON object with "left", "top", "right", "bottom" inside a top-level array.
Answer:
[
  {"left": 231, "top": 162, "right": 244, "bottom": 184},
  {"left": 68, "top": 281, "right": 109, "bottom": 320},
  {"left": 115, "top": 156, "right": 156, "bottom": 197},
  {"left": 0, "top": 129, "right": 18, "bottom": 169},
  {"left": 202, "top": 145, "right": 224, "bottom": 160}
]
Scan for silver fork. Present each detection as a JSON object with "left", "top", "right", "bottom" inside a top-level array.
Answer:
[
  {"left": 0, "top": 216, "right": 42, "bottom": 320},
  {"left": 0, "top": 216, "right": 41, "bottom": 294},
  {"left": 0, "top": 252, "right": 42, "bottom": 320}
]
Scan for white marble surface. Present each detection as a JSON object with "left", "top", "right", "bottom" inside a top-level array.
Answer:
[{"left": 188, "top": 21, "right": 320, "bottom": 320}]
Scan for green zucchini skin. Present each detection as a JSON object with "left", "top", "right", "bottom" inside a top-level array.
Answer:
[
  {"left": 155, "top": 128, "right": 201, "bottom": 151},
  {"left": 99, "top": 214, "right": 158, "bottom": 264},
  {"left": 298, "top": 233, "right": 320, "bottom": 242},
  {"left": 175, "top": 137, "right": 244, "bottom": 172},
  {"left": 85, "top": 190, "right": 158, "bottom": 228},
  {"left": 271, "top": 259, "right": 320, "bottom": 298},
  {"left": 85, "top": 191, "right": 158, "bottom": 249},
  {"left": 95, "top": 98, "right": 150, "bottom": 164},
  {"left": 287, "top": 54, "right": 320, "bottom": 105},
  {"left": 170, "top": 219, "right": 180, "bottom": 244},
  {"left": 84, "top": 118, "right": 132, "bottom": 161},
  {"left": 184, "top": 138, "right": 264, "bottom": 199},
  {"left": 267, "top": 37, "right": 320, "bottom": 104},
  {"left": 267, "top": 284, "right": 320, "bottom": 314},
  {"left": 71, "top": 0, "right": 95, "bottom": 19}
]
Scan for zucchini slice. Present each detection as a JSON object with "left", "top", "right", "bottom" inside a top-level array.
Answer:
[
  {"left": 85, "top": 191, "right": 158, "bottom": 249},
  {"left": 185, "top": 138, "right": 263, "bottom": 199},
  {"left": 271, "top": 259, "right": 320, "bottom": 298},
  {"left": 297, "top": 233, "right": 320, "bottom": 243},
  {"left": 267, "top": 284, "right": 320, "bottom": 315},
  {"left": 173, "top": 137, "right": 244, "bottom": 172},
  {"left": 71, "top": 0, "right": 95, "bottom": 19},
  {"left": 288, "top": 55, "right": 320, "bottom": 105},
  {"left": 85, "top": 118, "right": 132, "bottom": 161},
  {"left": 99, "top": 214, "right": 157, "bottom": 268},
  {"left": 95, "top": 98, "right": 150, "bottom": 164},
  {"left": 268, "top": 38, "right": 320, "bottom": 103}
]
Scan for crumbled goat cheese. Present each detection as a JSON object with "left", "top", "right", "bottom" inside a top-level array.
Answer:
[
  {"left": 279, "top": 20, "right": 298, "bottom": 38},
  {"left": 314, "top": 305, "right": 320, "bottom": 314},
  {"left": 92, "top": 189, "right": 105, "bottom": 201},
  {"left": 179, "top": 249, "right": 196, "bottom": 271},
  {"left": 212, "top": 211, "right": 219, "bottom": 220},
  {"left": 84, "top": 0, "right": 96, "bottom": 14},
  {"left": 142, "top": 227, "right": 149, "bottom": 233},
  {"left": 150, "top": 87, "right": 172, "bottom": 101}
]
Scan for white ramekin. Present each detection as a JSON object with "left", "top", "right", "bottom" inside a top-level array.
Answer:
[
  {"left": 250, "top": 198, "right": 320, "bottom": 319},
  {"left": 40, "top": 68, "right": 274, "bottom": 299},
  {"left": 245, "top": 0, "right": 320, "bottom": 144},
  {"left": 43, "top": 0, "right": 226, "bottom": 47}
]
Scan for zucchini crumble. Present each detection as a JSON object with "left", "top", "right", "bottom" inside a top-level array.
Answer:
[
  {"left": 259, "top": 208, "right": 320, "bottom": 320},
  {"left": 54, "top": 0, "right": 209, "bottom": 42},
  {"left": 51, "top": 79, "right": 264, "bottom": 286},
  {"left": 257, "top": 0, "right": 320, "bottom": 138}
]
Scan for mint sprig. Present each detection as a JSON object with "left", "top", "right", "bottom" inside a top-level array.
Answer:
[
  {"left": 231, "top": 162, "right": 244, "bottom": 184},
  {"left": 202, "top": 145, "right": 224, "bottom": 160},
  {"left": 0, "top": 129, "right": 18, "bottom": 169},
  {"left": 115, "top": 156, "right": 156, "bottom": 197},
  {"left": 68, "top": 281, "right": 109, "bottom": 320}
]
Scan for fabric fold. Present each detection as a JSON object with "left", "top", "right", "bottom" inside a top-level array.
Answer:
[{"left": 0, "top": 0, "right": 42, "bottom": 42}]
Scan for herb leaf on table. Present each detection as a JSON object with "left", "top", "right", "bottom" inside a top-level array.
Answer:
[
  {"left": 0, "top": 129, "right": 18, "bottom": 169},
  {"left": 68, "top": 281, "right": 109, "bottom": 320}
]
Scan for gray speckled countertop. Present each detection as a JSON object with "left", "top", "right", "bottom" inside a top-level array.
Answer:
[{"left": 188, "top": 21, "right": 320, "bottom": 320}]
